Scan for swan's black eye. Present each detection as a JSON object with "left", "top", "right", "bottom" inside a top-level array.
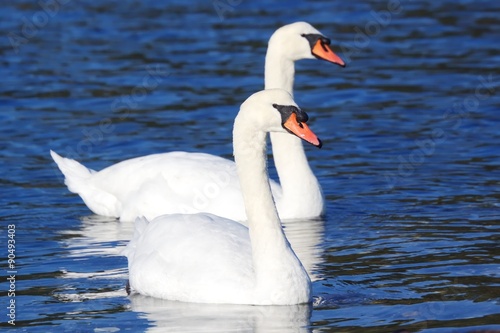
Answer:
[
  {"left": 273, "top": 104, "right": 309, "bottom": 126},
  {"left": 320, "top": 36, "right": 331, "bottom": 45},
  {"left": 302, "top": 33, "right": 329, "bottom": 49},
  {"left": 295, "top": 108, "right": 309, "bottom": 123}
]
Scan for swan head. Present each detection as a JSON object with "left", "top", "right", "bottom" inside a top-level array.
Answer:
[
  {"left": 238, "top": 89, "right": 322, "bottom": 148},
  {"left": 268, "top": 21, "right": 345, "bottom": 67}
]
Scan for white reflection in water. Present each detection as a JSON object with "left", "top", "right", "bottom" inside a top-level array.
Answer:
[
  {"left": 282, "top": 218, "right": 325, "bottom": 282},
  {"left": 130, "top": 294, "right": 312, "bottom": 333},
  {"left": 60, "top": 215, "right": 134, "bottom": 281},
  {"left": 64, "top": 215, "right": 135, "bottom": 257}
]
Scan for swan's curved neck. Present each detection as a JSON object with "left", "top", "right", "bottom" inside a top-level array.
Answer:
[
  {"left": 264, "top": 45, "right": 324, "bottom": 218},
  {"left": 233, "top": 119, "right": 285, "bottom": 244},
  {"left": 233, "top": 114, "right": 303, "bottom": 290},
  {"left": 264, "top": 46, "right": 295, "bottom": 94}
]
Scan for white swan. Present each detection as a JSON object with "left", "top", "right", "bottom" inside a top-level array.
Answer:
[
  {"left": 50, "top": 22, "right": 344, "bottom": 221},
  {"left": 122, "top": 89, "right": 322, "bottom": 305},
  {"left": 265, "top": 22, "right": 344, "bottom": 219}
]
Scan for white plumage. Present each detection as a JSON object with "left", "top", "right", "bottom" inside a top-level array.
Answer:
[
  {"left": 122, "top": 89, "right": 320, "bottom": 304},
  {"left": 50, "top": 22, "right": 344, "bottom": 221}
]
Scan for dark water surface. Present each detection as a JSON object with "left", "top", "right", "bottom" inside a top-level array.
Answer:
[{"left": 1, "top": 0, "right": 499, "bottom": 332}]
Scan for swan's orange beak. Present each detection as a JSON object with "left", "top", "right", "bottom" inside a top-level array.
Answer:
[
  {"left": 312, "top": 40, "right": 345, "bottom": 67},
  {"left": 283, "top": 113, "right": 322, "bottom": 148}
]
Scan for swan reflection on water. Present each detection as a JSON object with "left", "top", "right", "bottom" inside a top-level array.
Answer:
[
  {"left": 62, "top": 215, "right": 134, "bottom": 257},
  {"left": 129, "top": 294, "right": 312, "bottom": 333},
  {"left": 281, "top": 217, "right": 325, "bottom": 282}
]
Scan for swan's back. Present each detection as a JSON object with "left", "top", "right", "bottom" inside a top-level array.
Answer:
[
  {"left": 124, "top": 213, "right": 256, "bottom": 304},
  {"left": 88, "top": 152, "right": 247, "bottom": 221}
]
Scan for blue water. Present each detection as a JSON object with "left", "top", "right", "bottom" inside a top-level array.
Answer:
[{"left": 1, "top": 0, "right": 499, "bottom": 332}]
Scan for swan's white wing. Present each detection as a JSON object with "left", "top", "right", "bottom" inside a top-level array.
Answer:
[{"left": 124, "top": 214, "right": 255, "bottom": 304}]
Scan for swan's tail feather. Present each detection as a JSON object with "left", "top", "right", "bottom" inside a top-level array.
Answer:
[
  {"left": 50, "top": 150, "right": 121, "bottom": 217},
  {"left": 122, "top": 216, "right": 149, "bottom": 259},
  {"left": 50, "top": 150, "right": 95, "bottom": 193}
]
